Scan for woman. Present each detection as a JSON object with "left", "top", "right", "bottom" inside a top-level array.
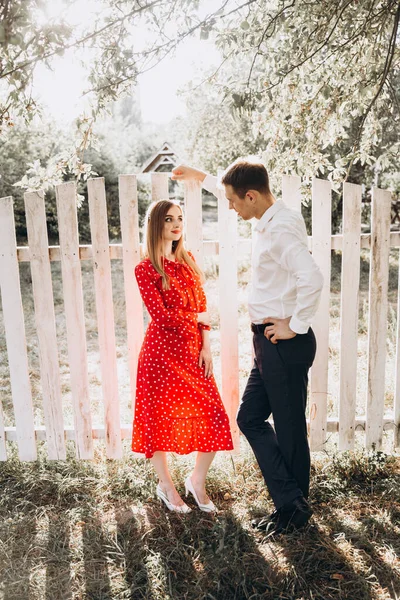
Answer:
[{"left": 132, "top": 199, "right": 233, "bottom": 513}]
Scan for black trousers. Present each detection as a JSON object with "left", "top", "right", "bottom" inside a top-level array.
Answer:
[{"left": 237, "top": 329, "right": 316, "bottom": 509}]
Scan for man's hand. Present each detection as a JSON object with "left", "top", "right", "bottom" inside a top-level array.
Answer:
[
  {"left": 263, "top": 317, "right": 297, "bottom": 344},
  {"left": 171, "top": 164, "right": 207, "bottom": 183},
  {"left": 199, "top": 345, "right": 213, "bottom": 378}
]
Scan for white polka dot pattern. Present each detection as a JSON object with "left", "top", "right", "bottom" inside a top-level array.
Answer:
[{"left": 131, "top": 255, "right": 234, "bottom": 458}]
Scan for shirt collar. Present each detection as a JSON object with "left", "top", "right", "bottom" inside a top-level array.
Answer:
[{"left": 253, "top": 200, "right": 285, "bottom": 233}]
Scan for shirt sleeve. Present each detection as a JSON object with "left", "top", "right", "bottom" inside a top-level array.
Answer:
[
  {"left": 202, "top": 174, "right": 220, "bottom": 198},
  {"left": 135, "top": 263, "right": 197, "bottom": 334},
  {"left": 268, "top": 218, "right": 324, "bottom": 334}
]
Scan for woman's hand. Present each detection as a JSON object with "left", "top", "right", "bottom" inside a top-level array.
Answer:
[
  {"left": 199, "top": 345, "right": 213, "bottom": 378},
  {"left": 197, "top": 312, "right": 210, "bottom": 326}
]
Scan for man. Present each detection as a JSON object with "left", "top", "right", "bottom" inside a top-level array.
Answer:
[{"left": 171, "top": 160, "right": 323, "bottom": 535}]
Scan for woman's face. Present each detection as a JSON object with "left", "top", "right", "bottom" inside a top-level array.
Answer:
[{"left": 163, "top": 204, "right": 183, "bottom": 243}]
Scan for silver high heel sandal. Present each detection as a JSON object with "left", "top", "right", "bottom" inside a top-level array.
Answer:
[
  {"left": 156, "top": 484, "right": 192, "bottom": 513},
  {"left": 184, "top": 476, "right": 218, "bottom": 513}
]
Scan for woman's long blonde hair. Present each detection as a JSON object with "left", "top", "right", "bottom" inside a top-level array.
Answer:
[{"left": 144, "top": 199, "right": 204, "bottom": 289}]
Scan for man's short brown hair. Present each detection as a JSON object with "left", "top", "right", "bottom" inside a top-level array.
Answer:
[{"left": 221, "top": 160, "right": 270, "bottom": 199}]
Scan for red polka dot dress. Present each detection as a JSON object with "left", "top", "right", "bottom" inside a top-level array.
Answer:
[{"left": 132, "top": 255, "right": 234, "bottom": 458}]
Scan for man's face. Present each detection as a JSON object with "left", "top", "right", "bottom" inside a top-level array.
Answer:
[{"left": 223, "top": 184, "right": 256, "bottom": 220}]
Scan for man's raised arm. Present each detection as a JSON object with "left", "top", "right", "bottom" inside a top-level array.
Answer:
[
  {"left": 171, "top": 165, "right": 206, "bottom": 183},
  {"left": 171, "top": 165, "right": 221, "bottom": 199}
]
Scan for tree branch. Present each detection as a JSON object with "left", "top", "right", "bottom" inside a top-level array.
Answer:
[
  {"left": 190, "top": 51, "right": 235, "bottom": 92},
  {"left": 82, "top": 0, "right": 258, "bottom": 97},
  {"left": 0, "top": 0, "right": 164, "bottom": 80},
  {"left": 246, "top": 0, "right": 296, "bottom": 87},
  {"left": 345, "top": 0, "right": 400, "bottom": 179},
  {"left": 264, "top": 0, "right": 356, "bottom": 91},
  {"left": 358, "top": 2, "right": 399, "bottom": 133},
  {"left": 385, "top": 78, "right": 400, "bottom": 116}
]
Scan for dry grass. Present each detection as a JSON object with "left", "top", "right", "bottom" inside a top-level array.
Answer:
[{"left": 0, "top": 444, "right": 399, "bottom": 599}]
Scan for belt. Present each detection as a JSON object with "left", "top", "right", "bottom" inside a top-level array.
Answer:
[{"left": 251, "top": 323, "right": 273, "bottom": 334}]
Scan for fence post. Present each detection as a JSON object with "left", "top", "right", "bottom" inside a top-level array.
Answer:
[
  {"left": 119, "top": 175, "right": 143, "bottom": 418},
  {"left": 309, "top": 178, "right": 332, "bottom": 451},
  {"left": 0, "top": 405, "right": 5, "bottom": 461},
  {"left": 217, "top": 185, "right": 240, "bottom": 450},
  {"left": 282, "top": 174, "right": 301, "bottom": 212},
  {"left": 56, "top": 182, "right": 94, "bottom": 459},
  {"left": 184, "top": 180, "right": 203, "bottom": 268},
  {"left": 395, "top": 248, "right": 400, "bottom": 449},
  {"left": 24, "top": 190, "right": 66, "bottom": 460},
  {"left": 151, "top": 172, "right": 169, "bottom": 200},
  {"left": 366, "top": 187, "right": 391, "bottom": 449},
  {"left": 87, "top": 178, "right": 122, "bottom": 459},
  {"left": 0, "top": 196, "right": 36, "bottom": 460},
  {"left": 338, "top": 182, "right": 362, "bottom": 450}
]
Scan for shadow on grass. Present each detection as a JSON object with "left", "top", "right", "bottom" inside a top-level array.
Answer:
[
  {"left": 142, "top": 505, "right": 279, "bottom": 599},
  {"left": 1, "top": 515, "right": 37, "bottom": 600},
  {"left": 115, "top": 506, "right": 154, "bottom": 600},
  {"left": 276, "top": 522, "right": 375, "bottom": 600},
  {"left": 1, "top": 448, "right": 399, "bottom": 600},
  {"left": 137, "top": 504, "right": 388, "bottom": 600},
  {"left": 81, "top": 510, "right": 112, "bottom": 600},
  {"left": 45, "top": 512, "right": 73, "bottom": 600},
  {"left": 316, "top": 510, "right": 400, "bottom": 598}
]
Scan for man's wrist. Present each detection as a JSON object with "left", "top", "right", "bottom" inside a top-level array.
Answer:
[
  {"left": 289, "top": 315, "right": 310, "bottom": 335},
  {"left": 196, "top": 170, "right": 207, "bottom": 183}
]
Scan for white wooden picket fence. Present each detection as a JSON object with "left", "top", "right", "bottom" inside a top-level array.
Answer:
[{"left": 0, "top": 172, "right": 399, "bottom": 461}]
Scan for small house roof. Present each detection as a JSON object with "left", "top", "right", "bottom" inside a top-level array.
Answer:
[{"left": 140, "top": 142, "right": 181, "bottom": 173}]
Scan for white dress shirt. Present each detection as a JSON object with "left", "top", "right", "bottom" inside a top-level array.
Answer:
[{"left": 202, "top": 174, "right": 324, "bottom": 334}]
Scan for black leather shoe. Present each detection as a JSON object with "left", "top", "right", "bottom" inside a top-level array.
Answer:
[
  {"left": 251, "top": 509, "right": 281, "bottom": 531},
  {"left": 265, "top": 497, "right": 313, "bottom": 537}
]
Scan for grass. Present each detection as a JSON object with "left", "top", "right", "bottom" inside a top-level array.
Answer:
[{"left": 0, "top": 443, "right": 399, "bottom": 599}]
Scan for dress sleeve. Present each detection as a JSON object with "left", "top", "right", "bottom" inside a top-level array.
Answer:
[
  {"left": 187, "top": 252, "right": 211, "bottom": 332},
  {"left": 197, "top": 288, "right": 210, "bottom": 331},
  {"left": 135, "top": 263, "right": 196, "bottom": 333}
]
